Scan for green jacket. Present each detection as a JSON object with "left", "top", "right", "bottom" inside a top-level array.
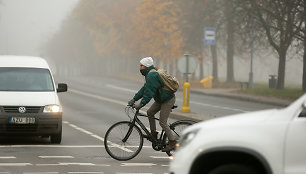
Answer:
[{"left": 133, "top": 66, "right": 174, "bottom": 107}]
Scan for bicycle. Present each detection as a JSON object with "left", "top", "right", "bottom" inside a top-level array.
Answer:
[{"left": 104, "top": 105, "right": 197, "bottom": 161}]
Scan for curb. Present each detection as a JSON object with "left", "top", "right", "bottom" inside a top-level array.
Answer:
[
  {"left": 169, "top": 111, "right": 216, "bottom": 122},
  {"left": 188, "top": 89, "right": 292, "bottom": 107}
]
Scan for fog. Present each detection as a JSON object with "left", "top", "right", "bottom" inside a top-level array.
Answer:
[
  {"left": 0, "top": 0, "right": 303, "bottom": 87},
  {"left": 0, "top": 0, "right": 79, "bottom": 55}
]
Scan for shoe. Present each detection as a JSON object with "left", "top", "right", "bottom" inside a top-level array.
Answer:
[{"left": 161, "top": 140, "right": 177, "bottom": 152}]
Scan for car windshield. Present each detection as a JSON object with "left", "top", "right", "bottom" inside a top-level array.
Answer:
[{"left": 0, "top": 67, "right": 54, "bottom": 92}]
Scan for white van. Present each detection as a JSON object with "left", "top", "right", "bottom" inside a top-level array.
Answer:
[{"left": 0, "top": 56, "right": 67, "bottom": 144}]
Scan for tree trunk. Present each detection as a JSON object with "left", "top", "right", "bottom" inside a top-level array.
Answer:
[
  {"left": 276, "top": 49, "right": 286, "bottom": 89},
  {"left": 303, "top": 38, "right": 306, "bottom": 91},
  {"left": 303, "top": 0, "right": 306, "bottom": 91},
  {"left": 225, "top": 1, "right": 235, "bottom": 83},
  {"left": 211, "top": 45, "right": 218, "bottom": 82}
]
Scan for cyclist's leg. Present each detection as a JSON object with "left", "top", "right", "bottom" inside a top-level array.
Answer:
[
  {"left": 159, "top": 96, "right": 176, "bottom": 142},
  {"left": 147, "top": 102, "right": 161, "bottom": 134}
]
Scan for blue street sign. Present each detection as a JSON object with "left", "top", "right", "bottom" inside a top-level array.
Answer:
[{"left": 204, "top": 28, "right": 216, "bottom": 45}]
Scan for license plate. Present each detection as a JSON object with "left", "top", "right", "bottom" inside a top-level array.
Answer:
[{"left": 9, "top": 117, "right": 35, "bottom": 124}]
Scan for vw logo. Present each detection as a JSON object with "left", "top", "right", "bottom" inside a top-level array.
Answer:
[{"left": 18, "top": 107, "right": 26, "bottom": 113}]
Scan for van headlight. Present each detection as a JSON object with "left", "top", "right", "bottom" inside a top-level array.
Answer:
[
  {"left": 178, "top": 129, "right": 200, "bottom": 149},
  {"left": 43, "top": 104, "right": 62, "bottom": 113}
]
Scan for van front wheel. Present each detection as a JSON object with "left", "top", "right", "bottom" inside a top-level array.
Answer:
[{"left": 50, "top": 130, "right": 62, "bottom": 144}]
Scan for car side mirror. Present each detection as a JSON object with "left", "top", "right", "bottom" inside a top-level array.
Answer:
[{"left": 57, "top": 83, "right": 68, "bottom": 93}]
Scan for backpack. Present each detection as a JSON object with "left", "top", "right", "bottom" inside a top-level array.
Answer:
[{"left": 149, "top": 69, "right": 179, "bottom": 93}]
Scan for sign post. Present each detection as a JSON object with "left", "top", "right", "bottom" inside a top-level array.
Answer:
[{"left": 177, "top": 54, "right": 198, "bottom": 113}]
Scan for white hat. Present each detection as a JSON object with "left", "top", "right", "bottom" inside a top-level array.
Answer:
[{"left": 140, "top": 57, "right": 154, "bottom": 67}]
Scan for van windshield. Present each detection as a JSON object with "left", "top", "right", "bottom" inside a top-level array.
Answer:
[{"left": 0, "top": 67, "right": 54, "bottom": 92}]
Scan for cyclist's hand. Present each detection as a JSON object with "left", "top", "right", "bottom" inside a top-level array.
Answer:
[
  {"left": 134, "top": 103, "right": 142, "bottom": 110},
  {"left": 128, "top": 99, "right": 135, "bottom": 106}
]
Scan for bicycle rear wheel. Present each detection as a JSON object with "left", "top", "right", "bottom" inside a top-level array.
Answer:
[
  {"left": 164, "top": 121, "right": 194, "bottom": 156},
  {"left": 104, "top": 121, "right": 143, "bottom": 161}
]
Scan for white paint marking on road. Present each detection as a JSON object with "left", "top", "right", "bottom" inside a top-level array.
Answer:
[
  {"left": 23, "top": 173, "right": 59, "bottom": 174},
  {"left": 182, "top": 99, "right": 248, "bottom": 113},
  {"left": 0, "top": 156, "right": 16, "bottom": 159},
  {"left": 91, "top": 134, "right": 104, "bottom": 141},
  {"left": 69, "top": 89, "right": 127, "bottom": 106},
  {"left": 106, "top": 84, "right": 137, "bottom": 93},
  {"left": 104, "top": 84, "right": 249, "bottom": 113},
  {"left": 121, "top": 163, "right": 156, "bottom": 167},
  {"left": 0, "top": 163, "right": 32, "bottom": 166},
  {"left": 36, "top": 163, "right": 95, "bottom": 166},
  {"left": 150, "top": 156, "right": 170, "bottom": 159},
  {"left": 117, "top": 173, "right": 152, "bottom": 174},
  {"left": 39, "top": 156, "right": 74, "bottom": 159},
  {"left": 63, "top": 121, "right": 134, "bottom": 153},
  {"left": 61, "top": 163, "right": 96, "bottom": 166},
  {"left": 68, "top": 172, "right": 104, "bottom": 174},
  {"left": 0, "top": 145, "right": 104, "bottom": 148}
]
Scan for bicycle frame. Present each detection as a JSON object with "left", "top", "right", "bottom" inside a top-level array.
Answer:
[{"left": 123, "top": 109, "right": 165, "bottom": 144}]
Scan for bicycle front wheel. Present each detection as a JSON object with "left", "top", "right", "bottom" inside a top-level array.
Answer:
[
  {"left": 164, "top": 121, "right": 194, "bottom": 156},
  {"left": 104, "top": 121, "right": 143, "bottom": 161}
]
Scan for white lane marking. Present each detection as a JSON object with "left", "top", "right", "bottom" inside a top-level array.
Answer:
[
  {"left": 0, "top": 145, "right": 104, "bottom": 148},
  {"left": 36, "top": 163, "right": 95, "bottom": 166},
  {"left": 0, "top": 156, "right": 16, "bottom": 159},
  {"left": 64, "top": 121, "right": 133, "bottom": 153},
  {"left": 69, "top": 89, "right": 126, "bottom": 106},
  {"left": 117, "top": 173, "right": 152, "bottom": 174},
  {"left": 150, "top": 156, "right": 170, "bottom": 159},
  {"left": 68, "top": 173, "right": 104, "bottom": 174},
  {"left": 104, "top": 84, "right": 249, "bottom": 113},
  {"left": 0, "top": 145, "right": 151, "bottom": 148},
  {"left": 121, "top": 163, "right": 156, "bottom": 167},
  {"left": 176, "top": 98, "right": 248, "bottom": 113},
  {"left": 0, "top": 163, "right": 32, "bottom": 166},
  {"left": 106, "top": 84, "right": 137, "bottom": 93},
  {"left": 68, "top": 123, "right": 93, "bottom": 135},
  {"left": 68, "top": 172, "right": 104, "bottom": 174},
  {"left": 39, "top": 156, "right": 74, "bottom": 159},
  {"left": 24, "top": 173, "right": 59, "bottom": 174}
]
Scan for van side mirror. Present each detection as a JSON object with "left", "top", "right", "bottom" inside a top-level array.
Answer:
[{"left": 57, "top": 83, "right": 68, "bottom": 93}]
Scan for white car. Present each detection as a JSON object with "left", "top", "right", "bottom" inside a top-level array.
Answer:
[
  {"left": 0, "top": 56, "right": 67, "bottom": 143},
  {"left": 169, "top": 94, "right": 306, "bottom": 174}
]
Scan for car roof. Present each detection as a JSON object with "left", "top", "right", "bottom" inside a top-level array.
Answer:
[{"left": 0, "top": 55, "right": 50, "bottom": 69}]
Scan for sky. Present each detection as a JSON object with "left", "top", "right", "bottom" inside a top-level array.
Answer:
[{"left": 0, "top": 0, "right": 79, "bottom": 56}]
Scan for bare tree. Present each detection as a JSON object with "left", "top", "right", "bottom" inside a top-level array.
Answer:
[{"left": 249, "top": 0, "right": 303, "bottom": 89}]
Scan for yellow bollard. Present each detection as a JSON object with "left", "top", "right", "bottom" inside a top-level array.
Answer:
[
  {"left": 200, "top": 78, "right": 209, "bottom": 88},
  {"left": 181, "top": 82, "right": 191, "bottom": 113},
  {"left": 209, "top": 76, "right": 214, "bottom": 88},
  {"left": 200, "top": 76, "right": 214, "bottom": 88}
]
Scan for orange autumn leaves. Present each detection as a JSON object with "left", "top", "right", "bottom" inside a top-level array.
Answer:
[{"left": 74, "top": 0, "right": 184, "bottom": 63}]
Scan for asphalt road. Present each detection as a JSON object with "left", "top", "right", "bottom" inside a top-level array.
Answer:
[{"left": 0, "top": 75, "right": 281, "bottom": 174}]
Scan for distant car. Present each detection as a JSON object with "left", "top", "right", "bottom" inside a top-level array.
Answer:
[
  {"left": 0, "top": 56, "right": 68, "bottom": 143},
  {"left": 169, "top": 94, "right": 306, "bottom": 174}
]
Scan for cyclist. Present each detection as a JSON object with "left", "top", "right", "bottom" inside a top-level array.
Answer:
[{"left": 128, "top": 57, "right": 176, "bottom": 152}]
